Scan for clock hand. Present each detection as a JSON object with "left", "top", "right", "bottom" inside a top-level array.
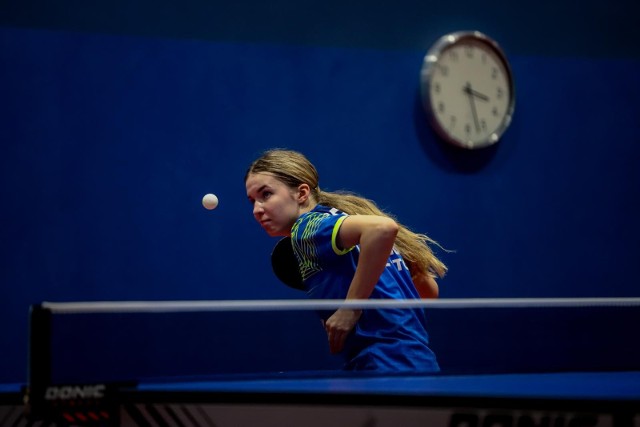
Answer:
[
  {"left": 464, "top": 83, "right": 481, "bottom": 132},
  {"left": 469, "top": 88, "right": 489, "bottom": 102},
  {"left": 463, "top": 83, "right": 490, "bottom": 102}
]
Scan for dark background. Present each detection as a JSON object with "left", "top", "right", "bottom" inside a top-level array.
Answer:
[{"left": 1, "top": 0, "right": 639, "bottom": 384}]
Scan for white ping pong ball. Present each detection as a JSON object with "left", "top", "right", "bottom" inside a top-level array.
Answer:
[{"left": 202, "top": 193, "right": 219, "bottom": 210}]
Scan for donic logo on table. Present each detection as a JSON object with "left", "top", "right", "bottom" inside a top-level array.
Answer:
[{"left": 44, "top": 384, "right": 106, "bottom": 400}]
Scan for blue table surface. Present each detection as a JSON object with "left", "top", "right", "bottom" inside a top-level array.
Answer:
[
  {"left": 3, "top": 371, "right": 639, "bottom": 401},
  {"left": 0, "top": 383, "right": 22, "bottom": 393},
  {"left": 135, "top": 371, "right": 640, "bottom": 401}
]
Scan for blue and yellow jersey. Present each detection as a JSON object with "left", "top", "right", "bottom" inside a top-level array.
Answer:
[{"left": 291, "top": 204, "right": 439, "bottom": 373}]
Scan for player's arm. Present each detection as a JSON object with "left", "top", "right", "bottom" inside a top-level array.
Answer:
[
  {"left": 323, "top": 215, "right": 398, "bottom": 354},
  {"left": 337, "top": 215, "right": 399, "bottom": 300},
  {"left": 412, "top": 272, "right": 439, "bottom": 299}
]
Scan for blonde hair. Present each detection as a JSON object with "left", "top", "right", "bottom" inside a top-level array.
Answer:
[{"left": 245, "top": 149, "right": 447, "bottom": 278}]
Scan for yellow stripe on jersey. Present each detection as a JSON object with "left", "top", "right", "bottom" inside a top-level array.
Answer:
[{"left": 331, "top": 215, "right": 353, "bottom": 255}]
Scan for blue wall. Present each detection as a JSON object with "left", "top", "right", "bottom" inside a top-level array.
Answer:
[{"left": 1, "top": 0, "right": 640, "bottom": 383}]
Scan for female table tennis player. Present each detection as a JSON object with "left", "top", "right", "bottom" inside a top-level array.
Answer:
[{"left": 245, "top": 149, "right": 447, "bottom": 372}]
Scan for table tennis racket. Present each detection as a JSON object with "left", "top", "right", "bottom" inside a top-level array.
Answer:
[{"left": 271, "top": 237, "right": 305, "bottom": 291}]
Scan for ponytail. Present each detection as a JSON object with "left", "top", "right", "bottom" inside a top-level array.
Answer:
[{"left": 317, "top": 189, "right": 447, "bottom": 279}]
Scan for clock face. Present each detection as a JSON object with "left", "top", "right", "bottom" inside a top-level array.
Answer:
[{"left": 421, "top": 32, "right": 515, "bottom": 149}]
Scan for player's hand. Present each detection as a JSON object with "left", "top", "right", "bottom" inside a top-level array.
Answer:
[{"left": 323, "top": 308, "right": 362, "bottom": 354}]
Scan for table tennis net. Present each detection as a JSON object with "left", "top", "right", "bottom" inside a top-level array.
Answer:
[{"left": 29, "top": 297, "right": 640, "bottom": 387}]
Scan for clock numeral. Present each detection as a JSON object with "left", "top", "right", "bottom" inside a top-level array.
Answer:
[
  {"left": 449, "top": 51, "right": 459, "bottom": 62},
  {"left": 496, "top": 87, "right": 503, "bottom": 99},
  {"left": 491, "top": 67, "right": 498, "bottom": 79},
  {"left": 480, "top": 119, "right": 487, "bottom": 131},
  {"left": 438, "top": 102, "right": 445, "bottom": 113},
  {"left": 433, "top": 82, "right": 441, "bottom": 94},
  {"left": 439, "top": 65, "right": 449, "bottom": 77},
  {"left": 492, "top": 107, "right": 499, "bottom": 117},
  {"left": 465, "top": 123, "right": 471, "bottom": 134},
  {"left": 465, "top": 46, "right": 474, "bottom": 58}
]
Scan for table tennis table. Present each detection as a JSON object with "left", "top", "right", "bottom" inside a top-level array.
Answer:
[
  {"left": 3, "top": 369, "right": 639, "bottom": 426},
  {"left": 121, "top": 370, "right": 640, "bottom": 427}
]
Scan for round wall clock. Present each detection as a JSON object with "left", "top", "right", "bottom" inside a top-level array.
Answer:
[{"left": 420, "top": 31, "right": 516, "bottom": 150}]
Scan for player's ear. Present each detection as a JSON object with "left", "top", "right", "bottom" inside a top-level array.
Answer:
[{"left": 296, "top": 183, "right": 311, "bottom": 203}]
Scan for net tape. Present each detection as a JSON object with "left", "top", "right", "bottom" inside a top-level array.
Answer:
[{"left": 40, "top": 297, "right": 640, "bottom": 314}]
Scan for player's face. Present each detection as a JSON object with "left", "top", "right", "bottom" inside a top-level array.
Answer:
[{"left": 246, "top": 172, "right": 301, "bottom": 237}]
